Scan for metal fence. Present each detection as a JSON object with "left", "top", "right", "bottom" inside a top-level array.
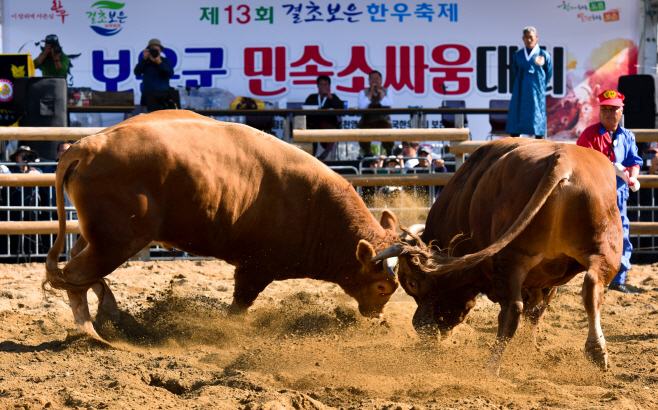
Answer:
[
  {"left": 0, "top": 165, "right": 73, "bottom": 262},
  {"left": 628, "top": 187, "right": 658, "bottom": 257}
]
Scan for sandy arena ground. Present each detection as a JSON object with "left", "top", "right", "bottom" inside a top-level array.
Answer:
[{"left": 0, "top": 258, "right": 657, "bottom": 410}]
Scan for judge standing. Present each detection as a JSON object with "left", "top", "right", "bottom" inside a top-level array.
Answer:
[{"left": 505, "top": 26, "right": 552, "bottom": 139}]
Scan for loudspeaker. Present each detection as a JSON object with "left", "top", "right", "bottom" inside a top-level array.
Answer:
[
  {"left": 13, "top": 77, "right": 68, "bottom": 160},
  {"left": 618, "top": 74, "right": 658, "bottom": 129}
]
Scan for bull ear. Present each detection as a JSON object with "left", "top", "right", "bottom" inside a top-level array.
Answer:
[
  {"left": 380, "top": 209, "right": 397, "bottom": 231},
  {"left": 356, "top": 240, "right": 376, "bottom": 267}
]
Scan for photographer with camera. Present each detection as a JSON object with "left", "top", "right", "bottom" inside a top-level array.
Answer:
[
  {"left": 33, "top": 34, "right": 69, "bottom": 77},
  {"left": 134, "top": 38, "right": 174, "bottom": 112}
]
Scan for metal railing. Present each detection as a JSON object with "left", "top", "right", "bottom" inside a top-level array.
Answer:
[
  {"left": 3, "top": 124, "right": 658, "bottom": 261},
  {"left": 0, "top": 182, "right": 76, "bottom": 262}
]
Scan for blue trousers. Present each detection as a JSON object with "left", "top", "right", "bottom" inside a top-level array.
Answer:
[{"left": 611, "top": 185, "right": 632, "bottom": 284}]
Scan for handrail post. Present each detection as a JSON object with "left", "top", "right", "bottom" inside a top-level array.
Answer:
[
  {"left": 455, "top": 113, "right": 464, "bottom": 128},
  {"left": 292, "top": 115, "right": 312, "bottom": 154},
  {"left": 455, "top": 153, "right": 466, "bottom": 170},
  {"left": 282, "top": 115, "right": 291, "bottom": 142},
  {"left": 293, "top": 114, "right": 306, "bottom": 131}
]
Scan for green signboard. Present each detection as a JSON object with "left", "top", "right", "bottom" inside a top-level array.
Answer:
[{"left": 589, "top": 1, "right": 606, "bottom": 11}]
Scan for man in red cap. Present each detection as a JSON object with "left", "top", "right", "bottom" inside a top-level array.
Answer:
[{"left": 577, "top": 90, "right": 643, "bottom": 294}]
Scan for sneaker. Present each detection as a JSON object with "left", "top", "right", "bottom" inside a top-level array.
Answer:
[
  {"left": 608, "top": 283, "right": 638, "bottom": 295},
  {"left": 317, "top": 150, "right": 329, "bottom": 161}
]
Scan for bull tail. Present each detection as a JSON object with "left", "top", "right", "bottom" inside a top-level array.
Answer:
[
  {"left": 43, "top": 153, "right": 85, "bottom": 293},
  {"left": 425, "top": 151, "right": 570, "bottom": 280}
]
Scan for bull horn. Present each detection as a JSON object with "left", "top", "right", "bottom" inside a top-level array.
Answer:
[
  {"left": 383, "top": 257, "right": 397, "bottom": 277},
  {"left": 371, "top": 244, "right": 403, "bottom": 262},
  {"left": 400, "top": 224, "right": 425, "bottom": 242}
]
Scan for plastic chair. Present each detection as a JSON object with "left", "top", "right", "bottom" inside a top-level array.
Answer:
[
  {"left": 488, "top": 99, "right": 510, "bottom": 140},
  {"left": 440, "top": 100, "right": 468, "bottom": 128}
]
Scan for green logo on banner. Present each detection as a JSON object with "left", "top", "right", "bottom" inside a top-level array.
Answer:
[
  {"left": 87, "top": 1, "right": 127, "bottom": 36},
  {"left": 589, "top": 1, "right": 605, "bottom": 11}
]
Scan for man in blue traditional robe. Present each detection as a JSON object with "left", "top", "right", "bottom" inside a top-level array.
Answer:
[{"left": 505, "top": 26, "right": 553, "bottom": 138}]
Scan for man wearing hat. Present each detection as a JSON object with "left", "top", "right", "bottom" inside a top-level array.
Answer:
[
  {"left": 133, "top": 38, "right": 174, "bottom": 110},
  {"left": 577, "top": 90, "right": 643, "bottom": 294},
  {"left": 9, "top": 146, "right": 41, "bottom": 174},
  {"left": 34, "top": 34, "right": 69, "bottom": 78}
]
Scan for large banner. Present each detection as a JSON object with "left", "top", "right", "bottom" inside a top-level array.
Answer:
[{"left": 1, "top": 0, "right": 641, "bottom": 140}]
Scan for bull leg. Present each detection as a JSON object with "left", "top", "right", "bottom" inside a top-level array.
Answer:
[
  {"left": 582, "top": 261, "right": 608, "bottom": 370},
  {"left": 90, "top": 280, "right": 120, "bottom": 324},
  {"left": 61, "top": 239, "right": 150, "bottom": 340},
  {"left": 522, "top": 287, "right": 557, "bottom": 349},
  {"left": 70, "top": 235, "right": 88, "bottom": 259},
  {"left": 67, "top": 288, "right": 103, "bottom": 340},
  {"left": 486, "top": 259, "right": 529, "bottom": 376},
  {"left": 71, "top": 236, "right": 120, "bottom": 324},
  {"left": 228, "top": 268, "right": 273, "bottom": 315}
]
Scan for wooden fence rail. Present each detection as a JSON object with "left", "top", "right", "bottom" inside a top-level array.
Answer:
[
  {"left": 0, "top": 127, "right": 104, "bottom": 141},
  {"left": 4, "top": 172, "right": 658, "bottom": 188},
  {"left": 1, "top": 219, "right": 655, "bottom": 236},
  {"left": 1, "top": 126, "right": 657, "bottom": 143},
  {"left": 0, "top": 221, "right": 80, "bottom": 235},
  {"left": 293, "top": 128, "right": 470, "bottom": 142}
]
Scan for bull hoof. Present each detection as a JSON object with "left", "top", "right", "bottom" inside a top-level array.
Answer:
[
  {"left": 439, "top": 327, "right": 454, "bottom": 341},
  {"left": 584, "top": 340, "right": 609, "bottom": 370},
  {"left": 227, "top": 302, "right": 248, "bottom": 316},
  {"left": 414, "top": 325, "right": 440, "bottom": 343},
  {"left": 484, "top": 361, "right": 501, "bottom": 376},
  {"left": 64, "top": 329, "right": 114, "bottom": 349},
  {"left": 96, "top": 309, "right": 121, "bottom": 326}
]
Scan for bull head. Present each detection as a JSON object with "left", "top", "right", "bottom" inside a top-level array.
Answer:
[
  {"left": 372, "top": 231, "right": 480, "bottom": 340},
  {"left": 348, "top": 210, "right": 405, "bottom": 318}
]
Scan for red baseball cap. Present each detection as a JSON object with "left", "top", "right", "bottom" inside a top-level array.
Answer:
[{"left": 598, "top": 90, "right": 625, "bottom": 107}]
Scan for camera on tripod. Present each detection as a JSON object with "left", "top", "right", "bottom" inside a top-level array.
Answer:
[
  {"left": 149, "top": 47, "right": 160, "bottom": 58},
  {"left": 44, "top": 34, "right": 62, "bottom": 54}
]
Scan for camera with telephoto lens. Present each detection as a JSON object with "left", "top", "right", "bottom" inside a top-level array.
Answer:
[
  {"left": 149, "top": 47, "right": 160, "bottom": 58},
  {"left": 44, "top": 34, "right": 62, "bottom": 54}
]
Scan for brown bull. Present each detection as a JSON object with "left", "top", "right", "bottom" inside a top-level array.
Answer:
[
  {"left": 45, "top": 110, "right": 400, "bottom": 341},
  {"left": 374, "top": 138, "right": 622, "bottom": 375}
]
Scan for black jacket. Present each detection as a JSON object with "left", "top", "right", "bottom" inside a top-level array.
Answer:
[{"left": 303, "top": 93, "right": 344, "bottom": 129}]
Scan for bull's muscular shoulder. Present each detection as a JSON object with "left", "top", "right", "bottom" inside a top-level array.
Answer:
[
  {"left": 423, "top": 138, "right": 611, "bottom": 247},
  {"left": 422, "top": 138, "right": 535, "bottom": 245},
  {"left": 74, "top": 110, "right": 347, "bottom": 188}
]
